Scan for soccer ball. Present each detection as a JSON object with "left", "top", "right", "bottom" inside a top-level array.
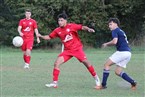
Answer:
[{"left": 12, "top": 36, "right": 23, "bottom": 47}]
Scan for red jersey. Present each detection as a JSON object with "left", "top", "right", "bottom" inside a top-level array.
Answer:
[
  {"left": 49, "top": 23, "right": 83, "bottom": 50},
  {"left": 19, "top": 18, "right": 37, "bottom": 39}
]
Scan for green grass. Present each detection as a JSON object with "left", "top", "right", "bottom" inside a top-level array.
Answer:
[{"left": 0, "top": 47, "right": 144, "bottom": 97}]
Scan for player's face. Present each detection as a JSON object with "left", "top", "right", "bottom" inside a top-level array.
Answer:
[
  {"left": 58, "top": 18, "right": 67, "bottom": 27},
  {"left": 25, "top": 11, "right": 31, "bottom": 19},
  {"left": 108, "top": 21, "right": 118, "bottom": 31}
]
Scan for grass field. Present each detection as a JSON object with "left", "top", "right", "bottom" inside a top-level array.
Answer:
[{"left": 0, "top": 47, "right": 144, "bottom": 97}]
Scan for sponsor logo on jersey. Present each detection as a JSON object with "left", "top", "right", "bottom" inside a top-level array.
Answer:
[
  {"left": 66, "top": 29, "right": 70, "bottom": 32},
  {"left": 29, "top": 22, "right": 32, "bottom": 25},
  {"left": 24, "top": 27, "right": 31, "bottom": 32},
  {"left": 58, "top": 32, "right": 61, "bottom": 34},
  {"left": 63, "top": 33, "right": 73, "bottom": 42}
]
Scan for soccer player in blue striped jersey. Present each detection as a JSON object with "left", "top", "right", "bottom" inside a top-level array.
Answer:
[{"left": 95, "top": 18, "right": 137, "bottom": 90}]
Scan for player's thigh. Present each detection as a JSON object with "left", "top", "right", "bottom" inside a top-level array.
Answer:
[
  {"left": 21, "top": 40, "right": 26, "bottom": 51},
  {"left": 110, "top": 51, "right": 131, "bottom": 68},
  {"left": 54, "top": 55, "right": 72, "bottom": 69},
  {"left": 26, "top": 40, "right": 34, "bottom": 50},
  {"left": 58, "top": 51, "right": 72, "bottom": 63},
  {"left": 104, "top": 58, "right": 115, "bottom": 70},
  {"left": 54, "top": 56, "right": 64, "bottom": 67},
  {"left": 117, "top": 56, "right": 131, "bottom": 68},
  {"left": 115, "top": 65, "right": 123, "bottom": 75},
  {"left": 81, "top": 59, "right": 92, "bottom": 68},
  {"left": 73, "top": 48, "right": 87, "bottom": 62}
]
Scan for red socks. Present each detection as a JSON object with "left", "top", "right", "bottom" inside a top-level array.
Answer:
[
  {"left": 53, "top": 68, "right": 60, "bottom": 81},
  {"left": 52, "top": 66, "right": 95, "bottom": 82},
  {"left": 23, "top": 55, "right": 31, "bottom": 64},
  {"left": 88, "top": 65, "right": 96, "bottom": 77}
]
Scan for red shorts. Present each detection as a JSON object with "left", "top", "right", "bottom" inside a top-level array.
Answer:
[
  {"left": 21, "top": 39, "right": 34, "bottom": 51},
  {"left": 58, "top": 48, "right": 87, "bottom": 62}
]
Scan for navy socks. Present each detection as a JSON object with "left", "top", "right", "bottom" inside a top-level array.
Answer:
[{"left": 102, "top": 69, "right": 110, "bottom": 87}]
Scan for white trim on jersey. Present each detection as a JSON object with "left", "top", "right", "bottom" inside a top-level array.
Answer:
[{"left": 61, "top": 44, "right": 64, "bottom": 52}]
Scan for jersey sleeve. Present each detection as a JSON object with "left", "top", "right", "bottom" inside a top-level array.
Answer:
[
  {"left": 112, "top": 30, "right": 118, "bottom": 38},
  {"left": 33, "top": 20, "right": 38, "bottom": 29},
  {"left": 18, "top": 20, "right": 23, "bottom": 26},
  {"left": 72, "top": 23, "right": 82, "bottom": 31},
  {"left": 49, "top": 29, "right": 58, "bottom": 39}
]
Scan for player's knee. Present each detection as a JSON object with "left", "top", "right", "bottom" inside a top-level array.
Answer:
[
  {"left": 54, "top": 62, "right": 61, "bottom": 68},
  {"left": 82, "top": 60, "right": 91, "bottom": 68},
  {"left": 104, "top": 64, "right": 111, "bottom": 70},
  {"left": 26, "top": 49, "right": 31, "bottom": 56},
  {"left": 25, "top": 52, "right": 31, "bottom": 56},
  {"left": 115, "top": 70, "right": 120, "bottom": 76}
]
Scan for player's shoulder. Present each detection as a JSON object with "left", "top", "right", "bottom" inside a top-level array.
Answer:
[
  {"left": 19, "top": 18, "right": 35, "bottom": 21},
  {"left": 30, "top": 18, "right": 36, "bottom": 21},
  {"left": 116, "top": 28, "right": 125, "bottom": 34},
  {"left": 53, "top": 27, "right": 60, "bottom": 32},
  {"left": 19, "top": 18, "right": 25, "bottom": 22},
  {"left": 30, "top": 18, "right": 37, "bottom": 22},
  {"left": 68, "top": 23, "right": 77, "bottom": 26},
  {"left": 113, "top": 28, "right": 120, "bottom": 33},
  {"left": 67, "top": 23, "right": 81, "bottom": 28}
]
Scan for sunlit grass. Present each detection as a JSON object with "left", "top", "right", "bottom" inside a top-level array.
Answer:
[{"left": 0, "top": 47, "right": 144, "bottom": 97}]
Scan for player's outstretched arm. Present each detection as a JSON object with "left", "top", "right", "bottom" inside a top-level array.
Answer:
[
  {"left": 34, "top": 29, "right": 41, "bottom": 43},
  {"left": 18, "top": 26, "right": 23, "bottom": 36},
  {"left": 101, "top": 38, "right": 118, "bottom": 48},
  {"left": 38, "top": 34, "right": 51, "bottom": 40},
  {"left": 82, "top": 26, "right": 95, "bottom": 33}
]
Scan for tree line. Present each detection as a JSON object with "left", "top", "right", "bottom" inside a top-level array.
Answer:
[{"left": 0, "top": 0, "right": 145, "bottom": 48}]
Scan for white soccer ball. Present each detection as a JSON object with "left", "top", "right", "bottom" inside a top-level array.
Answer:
[{"left": 12, "top": 36, "right": 23, "bottom": 47}]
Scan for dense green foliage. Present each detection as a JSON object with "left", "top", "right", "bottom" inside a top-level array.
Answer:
[{"left": 0, "top": 0, "right": 145, "bottom": 48}]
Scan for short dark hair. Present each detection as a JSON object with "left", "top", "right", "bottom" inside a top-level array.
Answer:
[
  {"left": 25, "top": 9, "right": 31, "bottom": 13},
  {"left": 108, "top": 18, "right": 120, "bottom": 26},
  {"left": 57, "top": 13, "right": 68, "bottom": 20}
]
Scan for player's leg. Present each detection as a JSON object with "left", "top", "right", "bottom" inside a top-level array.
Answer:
[
  {"left": 45, "top": 56, "right": 64, "bottom": 88},
  {"left": 46, "top": 51, "right": 72, "bottom": 88},
  {"left": 53, "top": 56, "right": 64, "bottom": 82},
  {"left": 24, "top": 49, "right": 31, "bottom": 68},
  {"left": 23, "top": 40, "right": 33, "bottom": 69},
  {"left": 115, "top": 66, "right": 137, "bottom": 90},
  {"left": 82, "top": 59, "right": 101, "bottom": 88},
  {"left": 115, "top": 53, "right": 137, "bottom": 90},
  {"left": 21, "top": 40, "right": 29, "bottom": 68},
  {"left": 100, "top": 51, "right": 128, "bottom": 89},
  {"left": 101, "top": 58, "right": 114, "bottom": 89},
  {"left": 73, "top": 48, "right": 101, "bottom": 88}
]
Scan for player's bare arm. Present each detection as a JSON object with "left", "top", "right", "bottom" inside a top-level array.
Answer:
[
  {"left": 102, "top": 38, "right": 118, "bottom": 48},
  {"left": 34, "top": 28, "right": 41, "bottom": 43},
  {"left": 82, "top": 26, "right": 95, "bottom": 32},
  {"left": 39, "top": 34, "right": 51, "bottom": 40},
  {"left": 18, "top": 26, "right": 23, "bottom": 36}
]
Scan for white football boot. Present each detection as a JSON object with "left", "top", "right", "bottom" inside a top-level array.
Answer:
[
  {"left": 94, "top": 75, "right": 102, "bottom": 90},
  {"left": 24, "top": 63, "right": 30, "bottom": 69},
  {"left": 45, "top": 81, "right": 58, "bottom": 88}
]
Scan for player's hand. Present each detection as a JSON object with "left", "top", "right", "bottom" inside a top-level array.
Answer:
[
  {"left": 101, "top": 43, "right": 107, "bottom": 48},
  {"left": 37, "top": 37, "right": 40, "bottom": 43},
  {"left": 36, "top": 33, "right": 41, "bottom": 43},
  {"left": 19, "top": 32, "right": 23, "bottom": 37},
  {"left": 88, "top": 28, "right": 95, "bottom": 33}
]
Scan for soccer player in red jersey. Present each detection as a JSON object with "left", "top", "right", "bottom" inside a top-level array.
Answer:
[
  {"left": 18, "top": 9, "right": 40, "bottom": 69},
  {"left": 39, "top": 13, "right": 101, "bottom": 88}
]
